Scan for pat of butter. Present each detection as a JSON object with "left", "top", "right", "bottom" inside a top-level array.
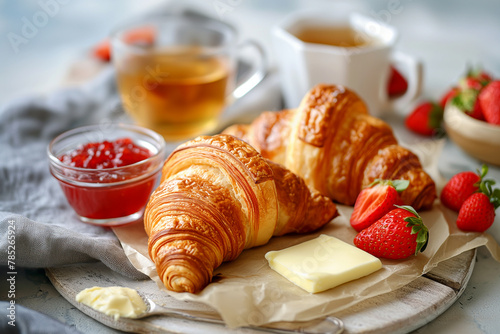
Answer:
[
  {"left": 76, "top": 286, "right": 147, "bottom": 320},
  {"left": 265, "top": 234, "right": 382, "bottom": 293}
]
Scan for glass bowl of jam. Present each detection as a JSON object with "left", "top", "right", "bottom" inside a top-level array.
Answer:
[{"left": 47, "top": 123, "right": 166, "bottom": 226}]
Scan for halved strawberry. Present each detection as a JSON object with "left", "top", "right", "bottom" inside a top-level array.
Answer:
[
  {"left": 350, "top": 179, "right": 409, "bottom": 232},
  {"left": 405, "top": 101, "right": 444, "bottom": 136},
  {"left": 354, "top": 205, "right": 429, "bottom": 260}
]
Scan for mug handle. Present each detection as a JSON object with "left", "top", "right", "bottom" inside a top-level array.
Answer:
[
  {"left": 231, "top": 40, "right": 268, "bottom": 100},
  {"left": 386, "top": 51, "right": 423, "bottom": 112}
]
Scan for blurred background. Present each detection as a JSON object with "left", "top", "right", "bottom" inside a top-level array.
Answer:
[{"left": 1, "top": 0, "right": 499, "bottom": 106}]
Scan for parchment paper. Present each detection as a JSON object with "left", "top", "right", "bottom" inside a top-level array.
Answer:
[{"left": 113, "top": 139, "right": 500, "bottom": 328}]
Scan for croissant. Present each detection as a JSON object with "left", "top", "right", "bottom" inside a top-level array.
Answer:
[
  {"left": 224, "top": 84, "right": 436, "bottom": 210},
  {"left": 144, "top": 134, "right": 337, "bottom": 293}
]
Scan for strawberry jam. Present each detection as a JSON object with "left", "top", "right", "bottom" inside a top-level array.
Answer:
[
  {"left": 59, "top": 137, "right": 152, "bottom": 169},
  {"left": 56, "top": 137, "right": 159, "bottom": 223}
]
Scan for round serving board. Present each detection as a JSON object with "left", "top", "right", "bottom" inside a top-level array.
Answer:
[{"left": 46, "top": 248, "right": 475, "bottom": 334}]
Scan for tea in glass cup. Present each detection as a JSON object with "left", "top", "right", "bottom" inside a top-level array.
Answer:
[{"left": 112, "top": 15, "right": 265, "bottom": 141}]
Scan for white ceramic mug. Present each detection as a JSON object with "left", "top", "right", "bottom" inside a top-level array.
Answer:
[{"left": 272, "top": 10, "right": 422, "bottom": 117}]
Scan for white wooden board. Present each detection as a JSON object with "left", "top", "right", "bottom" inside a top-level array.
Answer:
[{"left": 45, "top": 249, "right": 475, "bottom": 334}]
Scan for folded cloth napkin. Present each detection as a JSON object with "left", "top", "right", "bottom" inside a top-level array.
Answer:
[{"left": 0, "top": 67, "right": 148, "bottom": 279}]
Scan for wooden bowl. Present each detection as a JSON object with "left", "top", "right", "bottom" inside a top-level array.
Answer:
[{"left": 444, "top": 104, "right": 500, "bottom": 166}]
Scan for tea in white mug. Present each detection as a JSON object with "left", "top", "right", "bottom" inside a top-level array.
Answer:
[
  {"left": 272, "top": 11, "right": 422, "bottom": 116},
  {"left": 294, "top": 25, "right": 377, "bottom": 48}
]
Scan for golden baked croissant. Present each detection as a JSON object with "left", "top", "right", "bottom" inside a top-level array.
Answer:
[
  {"left": 224, "top": 84, "right": 436, "bottom": 210},
  {"left": 144, "top": 134, "right": 337, "bottom": 293}
]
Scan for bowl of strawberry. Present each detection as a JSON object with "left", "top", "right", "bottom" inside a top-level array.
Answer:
[
  {"left": 443, "top": 70, "right": 500, "bottom": 165},
  {"left": 406, "top": 68, "right": 500, "bottom": 166},
  {"left": 47, "top": 123, "right": 167, "bottom": 226}
]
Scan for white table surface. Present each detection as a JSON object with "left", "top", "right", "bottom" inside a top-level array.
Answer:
[{"left": 2, "top": 0, "right": 500, "bottom": 333}]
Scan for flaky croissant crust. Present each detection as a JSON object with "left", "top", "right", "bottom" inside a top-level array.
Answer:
[
  {"left": 144, "top": 134, "right": 337, "bottom": 293},
  {"left": 224, "top": 84, "right": 436, "bottom": 210}
]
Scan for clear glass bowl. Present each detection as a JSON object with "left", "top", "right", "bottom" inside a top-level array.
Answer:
[{"left": 47, "top": 123, "right": 166, "bottom": 226}]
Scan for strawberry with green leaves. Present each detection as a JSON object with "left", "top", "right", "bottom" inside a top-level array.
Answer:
[
  {"left": 354, "top": 205, "right": 429, "bottom": 260},
  {"left": 452, "top": 88, "right": 485, "bottom": 120},
  {"left": 440, "top": 165, "right": 488, "bottom": 212},
  {"left": 460, "top": 70, "right": 492, "bottom": 90},
  {"left": 350, "top": 179, "right": 409, "bottom": 232},
  {"left": 451, "top": 68, "right": 493, "bottom": 121},
  {"left": 478, "top": 80, "right": 500, "bottom": 125},
  {"left": 457, "top": 178, "right": 500, "bottom": 232},
  {"left": 405, "top": 101, "right": 444, "bottom": 136}
]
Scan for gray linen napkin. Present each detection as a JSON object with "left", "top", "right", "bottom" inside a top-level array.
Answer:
[{"left": 0, "top": 67, "right": 147, "bottom": 279}]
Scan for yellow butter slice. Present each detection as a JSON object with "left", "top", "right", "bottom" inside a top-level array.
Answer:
[{"left": 265, "top": 234, "right": 382, "bottom": 293}]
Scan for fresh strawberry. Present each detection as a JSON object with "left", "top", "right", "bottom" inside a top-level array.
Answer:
[
  {"left": 91, "top": 27, "right": 156, "bottom": 62},
  {"left": 458, "top": 69, "right": 492, "bottom": 90},
  {"left": 405, "top": 101, "right": 444, "bottom": 136},
  {"left": 92, "top": 39, "right": 111, "bottom": 62},
  {"left": 388, "top": 66, "right": 408, "bottom": 97},
  {"left": 456, "top": 179, "right": 500, "bottom": 232},
  {"left": 350, "top": 179, "right": 409, "bottom": 232},
  {"left": 461, "top": 77, "right": 484, "bottom": 91},
  {"left": 451, "top": 88, "right": 485, "bottom": 120},
  {"left": 439, "top": 87, "right": 460, "bottom": 109},
  {"left": 354, "top": 205, "right": 429, "bottom": 260},
  {"left": 452, "top": 68, "right": 492, "bottom": 120},
  {"left": 123, "top": 26, "right": 156, "bottom": 45},
  {"left": 478, "top": 71, "right": 493, "bottom": 82},
  {"left": 478, "top": 80, "right": 500, "bottom": 125},
  {"left": 440, "top": 165, "right": 488, "bottom": 212},
  {"left": 469, "top": 99, "right": 486, "bottom": 120}
]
